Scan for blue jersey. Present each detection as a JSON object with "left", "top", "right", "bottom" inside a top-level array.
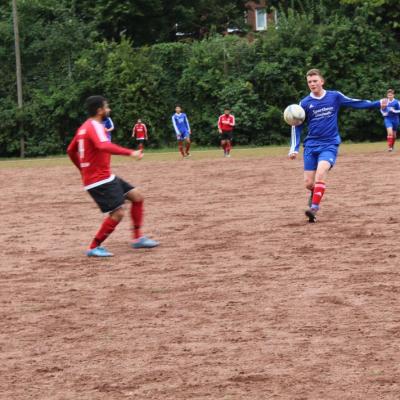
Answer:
[
  {"left": 381, "top": 98, "right": 400, "bottom": 122},
  {"left": 172, "top": 113, "right": 191, "bottom": 137},
  {"left": 290, "top": 90, "right": 381, "bottom": 153},
  {"left": 103, "top": 117, "right": 114, "bottom": 141}
]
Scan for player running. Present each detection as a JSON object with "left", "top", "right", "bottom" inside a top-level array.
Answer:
[
  {"left": 289, "top": 69, "right": 385, "bottom": 223},
  {"left": 218, "top": 108, "right": 235, "bottom": 157},
  {"left": 103, "top": 115, "right": 114, "bottom": 141},
  {"left": 381, "top": 89, "right": 400, "bottom": 152},
  {"left": 172, "top": 106, "right": 191, "bottom": 159},
  {"left": 132, "top": 119, "right": 148, "bottom": 152},
  {"left": 67, "top": 96, "right": 159, "bottom": 257}
]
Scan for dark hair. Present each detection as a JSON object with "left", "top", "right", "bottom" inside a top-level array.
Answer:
[
  {"left": 306, "top": 68, "right": 324, "bottom": 79},
  {"left": 387, "top": 89, "right": 395, "bottom": 94},
  {"left": 85, "top": 96, "right": 107, "bottom": 117},
  {"left": 224, "top": 107, "right": 231, "bottom": 111}
]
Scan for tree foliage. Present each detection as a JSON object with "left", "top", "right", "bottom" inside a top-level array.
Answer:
[{"left": 1, "top": 0, "right": 399, "bottom": 156}]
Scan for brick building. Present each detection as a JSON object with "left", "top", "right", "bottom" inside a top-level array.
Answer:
[{"left": 245, "top": 1, "right": 277, "bottom": 31}]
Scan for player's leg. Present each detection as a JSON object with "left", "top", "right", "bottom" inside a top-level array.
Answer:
[
  {"left": 386, "top": 120, "right": 394, "bottom": 151},
  {"left": 138, "top": 139, "right": 144, "bottom": 152},
  {"left": 87, "top": 207, "right": 124, "bottom": 256},
  {"left": 303, "top": 146, "right": 318, "bottom": 218},
  {"left": 392, "top": 121, "right": 398, "bottom": 150},
  {"left": 177, "top": 139, "right": 185, "bottom": 158},
  {"left": 125, "top": 187, "right": 159, "bottom": 248},
  {"left": 184, "top": 136, "right": 191, "bottom": 157},
  {"left": 305, "top": 145, "right": 338, "bottom": 221},
  {"left": 221, "top": 138, "right": 227, "bottom": 156},
  {"left": 310, "top": 160, "right": 330, "bottom": 209},
  {"left": 226, "top": 137, "right": 232, "bottom": 156},
  {"left": 86, "top": 179, "right": 128, "bottom": 256}
]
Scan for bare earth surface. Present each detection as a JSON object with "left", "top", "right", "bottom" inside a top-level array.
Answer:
[{"left": 1, "top": 150, "right": 400, "bottom": 399}]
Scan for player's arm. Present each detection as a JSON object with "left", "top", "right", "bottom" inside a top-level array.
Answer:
[
  {"left": 230, "top": 115, "right": 235, "bottom": 127},
  {"left": 144, "top": 124, "right": 148, "bottom": 139},
  {"left": 132, "top": 125, "right": 136, "bottom": 138},
  {"left": 184, "top": 114, "right": 191, "bottom": 134},
  {"left": 172, "top": 115, "right": 180, "bottom": 138},
  {"left": 337, "top": 91, "right": 382, "bottom": 109},
  {"left": 388, "top": 102, "right": 400, "bottom": 113},
  {"left": 66, "top": 134, "right": 81, "bottom": 170},
  {"left": 89, "top": 126, "right": 137, "bottom": 157},
  {"left": 288, "top": 124, "right": 303, "bottom": 159},
  {"left": 218, "top": 116, "right": 223, "bottom": 133},
  {"left": 380, "top": 107, "right": 389, "bottom": 117},
  {"left": 105, "top": 118, "right": 114, "bottom": 132}
]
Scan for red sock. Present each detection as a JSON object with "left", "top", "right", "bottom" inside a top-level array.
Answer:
[
  {"left": 226, "top": 141, "right": 231, "bottom": 154},
  {"left": 392, "top": 135, "right": 396, "bottom": 148},
  {"left": 222, "top": 142, "right": 226, "bottom": 153},
  {"left": 185, "top": 141, "right": 191, "bottom": 155},
  {"left": 131, "top": 201, "right": 143, "bottom": 239},
  {"left": 89, "top": 217, "right": 119, "bottom": 249},
  {"left": 311, "top": 181, "right": 326, "bottom": 208},
  {"left": 178, "top": 142, "right": 185, "bottom": 156},
  {"left": 388, "top": 136, "right": 394, "bottom": 149}
]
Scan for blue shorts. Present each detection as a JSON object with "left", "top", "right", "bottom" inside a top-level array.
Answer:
[
  {"left": 384, "top": 118, "right": 399, "bottom": 131},
  {"left": 177, "top": 131, "right": 190, "bottom": 141},
  {"left": 303, "top": 144, "right": 339, "bottom": 171}
]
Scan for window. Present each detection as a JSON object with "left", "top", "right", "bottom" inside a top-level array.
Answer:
[{"left": 255, "top": 8, "right": 267, "bottom": 31}]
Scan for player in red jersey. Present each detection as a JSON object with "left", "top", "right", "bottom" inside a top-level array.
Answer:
[
  {"left": 67, "top": 96, "right": 159, "bottom": 257},
  {"left": 218, "top": 108, "right": 235, "bottom": 157},
  {"left": 132, "top": 119, "right": 148, "bottom": 152}
]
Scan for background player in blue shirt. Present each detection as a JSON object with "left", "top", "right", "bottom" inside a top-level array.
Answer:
[
  {"left": 103, "top": 116, "right": 114, "bottom": 141},
  {"left": 172, "top": 106, "right": 191, "bottom": 158},
  {"left": 289, "top": 68, "right": 385, "bottom": 222},
  {"left": 381, "top": 88, "right": 400, "bottom": 152}
]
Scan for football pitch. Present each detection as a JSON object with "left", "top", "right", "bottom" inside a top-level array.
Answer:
[{"left": 1, "top": 142, "right": 399, "bottom": 399}]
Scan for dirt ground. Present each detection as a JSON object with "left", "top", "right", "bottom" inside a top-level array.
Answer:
[{"left": 1, "top": 150, "right": 400, "bottom": 400}]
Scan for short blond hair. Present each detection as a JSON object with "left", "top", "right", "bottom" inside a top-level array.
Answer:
[{"left": 306, "top": 68, "right": 324, "bottom": 79}]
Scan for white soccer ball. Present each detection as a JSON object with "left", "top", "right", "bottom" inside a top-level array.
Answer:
[{"left": 283, "top": 104, "right": 305, "bottom": 126}]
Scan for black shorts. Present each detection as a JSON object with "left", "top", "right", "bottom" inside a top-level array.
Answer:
[
  {"left": 136, "top": 138, "right": 145, "bottom": 143},
  {"left": 221, "top": 132, "right": 233, "bottom": 141},
  {"left": 87, "top": 176, "right": 134, "bottom": 213}
]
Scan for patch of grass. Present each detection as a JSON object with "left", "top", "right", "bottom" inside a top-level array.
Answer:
[{"left": 0, "top": 142, "right": 387, "bottom": 169}]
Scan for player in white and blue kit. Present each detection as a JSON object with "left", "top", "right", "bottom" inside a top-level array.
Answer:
[
  {"left": 289, "top": 69, "right": 385, "bottom": 222},
  {"left": 172, "top": 106, "right": 191, "bottom": 158},
  {"left": 103, "top": 116, "right": 114, "bottom": 141},
  {"left": 381, "top": 89, "right": 400, "bottom": 152}
]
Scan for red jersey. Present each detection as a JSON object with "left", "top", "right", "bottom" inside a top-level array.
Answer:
[
  {"left": 218, "top": 114, "right": 235, "bottom": 132},
  {"left": 133, "top": 123, "right": 147, "bottom": 139},
  {"left": 67, "top": 119, "right": 132, "bottom": 190}
]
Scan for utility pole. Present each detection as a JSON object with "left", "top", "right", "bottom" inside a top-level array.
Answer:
[{"left": 12, "top": 0, "right": 25, "bottom": 158}]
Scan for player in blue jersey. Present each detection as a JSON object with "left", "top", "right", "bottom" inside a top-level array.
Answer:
[
  {"left": 172, "top": 106, "right": 191, "bottom": 158},
  {"left": 381, "top": 89, "right": 400, "bottom": 152},
  {"left": 289, "top": 68, "right": 385, "bottom": 222},
  {"left": 103, "top": 115, "right": 114, "bottom": 141}
]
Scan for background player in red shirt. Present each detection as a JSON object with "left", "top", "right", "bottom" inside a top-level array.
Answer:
[
  {"left": 132, "top": 119, "right": 148, "bottom": 152},
  {"left": 67, "top": 96, "right": 159, "bottom": 257},
  {"left": 218, "top": 108, "right": 235, "bottom": 157}
]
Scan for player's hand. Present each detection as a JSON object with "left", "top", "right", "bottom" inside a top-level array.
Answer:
[
  {"left": 218, "top": 129, "right": 222, "bottom": 134},
  {"left": 288, "top": 152, "right": 297, "bottom": 160},
  {"left": 380, "top": 98, "right": 388, "bottom": 109},
  {"left": 131, "top": 150, "right": 143, "bottom": 160}
]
